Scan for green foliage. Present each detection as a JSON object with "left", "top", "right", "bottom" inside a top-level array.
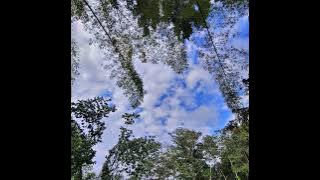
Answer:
[
  {"left": 197, "top": 0, "right": 249, "bottom": 116},
  {"left": 161, "top": 0, "right": 211, "bottom": 40},
  {"left": 125, "top": 0, "right": 211, "bottom": 40},
  {"left": 71, "top": 97, "right": 116, "bottom": 143},
  {"left": 134, "top": 0, "right": 161, "bottom": 35},
  {"left": 122, "top": 113, "right": 140, "bottom": 125},
  {"left": 217, "top": 0, "right": 248, "bottom": 7},
  {"left": 98, "top": 125, "right": 248, "bottom": 179},
  {"left": 82, "top": 166, "right": 98, "bottom": 180},
  {"left": 71, "top": 0, "right": 89, "bottom": 22},
  {"left": 201, "top": 135, "right": 219, "bottom": 161},
  {"left": 71, "top": 97, "right": 116, "bottom": 179},
  {"left": 83, "top": 172, "right": 97, "bottom": 180},
  {"left": 165, "top": 128, "right": 211, "bottom": 179},
  {"left": 101, "top": 114, "right": 161, "bottom": 179},
  {"left": 72, "top": 0, "right": 145, "bottom": 108},
  {"left": 221, "top": 123, "right": 249, "bottom": 178},
  {"left": 72, "top": 121, "right": 95, "bottom": 179},
  {"left": 71, "top": 1, "right": 249, "bottom": 179},
  {"left": 115, "top": 49, "right": 144, "bottom": 108},
  {"left": 71, "top": 38, "right": 80, "bottom": 84}
]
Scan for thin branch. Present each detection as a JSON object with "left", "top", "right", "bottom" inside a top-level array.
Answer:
[
  {"left": 81, "top": 0, "right": 127, "bottom": 63},
  {"left": 195, "top": 0, "right": 244, "bottom": 111}
]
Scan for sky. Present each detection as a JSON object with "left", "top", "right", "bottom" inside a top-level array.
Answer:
[{"left": 71, "top": 12, "right": 248, "bottom": 174}]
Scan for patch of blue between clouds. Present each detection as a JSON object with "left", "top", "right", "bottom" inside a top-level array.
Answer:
[
  {"left": 158, "top": 117, "right": 169, "bottom": 126},
  {"left": 99, "top": 90, "right": 112, "bottom": 98},
  {"left": 99, "top": 90, "right": 118, "bottom": 108},
  {"left": 152, "top": 15, "right": 248, "bottom": 134},
  {"left": 186, "top": 33, "right": 206, "bottom": 65},
  {"left": 152, "top": 50, "right": 233, "bottom": 134},
  {"left": 134, "top": 107, "right": 144, "bottom": 114},
  {"left": 98, "top": 15, "right": 248, "bottom": 135},
  {"left": 238, "top": 16, "right": 249, "bottom": 37}
]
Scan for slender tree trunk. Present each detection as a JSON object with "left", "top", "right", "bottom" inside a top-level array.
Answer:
[
  {"left": 219, "top": 170, "right": 227, "bottom": 180},
  {"left": 228, "top": 158, "right": 239, "bottom": 180}
]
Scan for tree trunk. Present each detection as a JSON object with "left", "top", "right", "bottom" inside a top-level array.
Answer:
[
  {"left": 219, "top": 170, "right": 227, "bottom": 180},
  {"left": 229, "top": 158, "right": 239, "bottom": 180}
]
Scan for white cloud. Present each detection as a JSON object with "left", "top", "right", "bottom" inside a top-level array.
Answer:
[
  {"left": 134, "top": 60, "right": 176, "bottom": 109},
  {"left": 232, "top": 37, "right": 249, "bottom": 51},
  {"left": 186, "top": 65, "right": 214, "bottom": 89},
  {"left": 71, "top": 21, "right": 115, "bottom": 101},
  {"left": 126, "top": 60, "right": 222, "bottom": 146},
  {"left": 71, "top": 19, "right": 237, "bottom": 174},
  {"left": 71, "top": 22, "right": 130, "bottom": 173}
]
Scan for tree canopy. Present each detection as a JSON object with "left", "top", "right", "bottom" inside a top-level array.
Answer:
[{"left": 71, "top": 0, "right": 249, "bottom": 179}]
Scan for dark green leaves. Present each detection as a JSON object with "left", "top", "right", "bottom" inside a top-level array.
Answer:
[
  {"left": 101, "top": 127, "right": 161, "bottom": 179},
  {"left": 161, "top": 0, "right": 211, "bottom": 40},
  {"left": 71, "top": 0, "right": 89, "bottom": 22},
  {"left": 71, "top": 97, "right": 116, "bottom": 143},
  {"left": 133, "top": 0, "right": 161, "bottom": 36},
  {"left": 71, "top": 121, "right": 96, "bottom": 178},
  {"left": 114, "top": 0, "right": 211, "bottom": 40},
  {"left": 100, "top": 113, "right": 160, "bottom": 179},
  {"left": 71, "top": 97, "right": 116, "bottom": 179},
  {"left": 122, "top": 113, "right": 140, "bottom": 125},
  {"left": 99, "top": 126, "right": 248, "bottom": 179}
]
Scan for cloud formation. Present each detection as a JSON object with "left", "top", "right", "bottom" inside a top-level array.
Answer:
[{"left": 71, "top": 15, "right": 247, "bottom": 173}]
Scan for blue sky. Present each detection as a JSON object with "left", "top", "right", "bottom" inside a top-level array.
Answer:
[{"left": 72, "top": 10, "right": 248, "bottom": 174}]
